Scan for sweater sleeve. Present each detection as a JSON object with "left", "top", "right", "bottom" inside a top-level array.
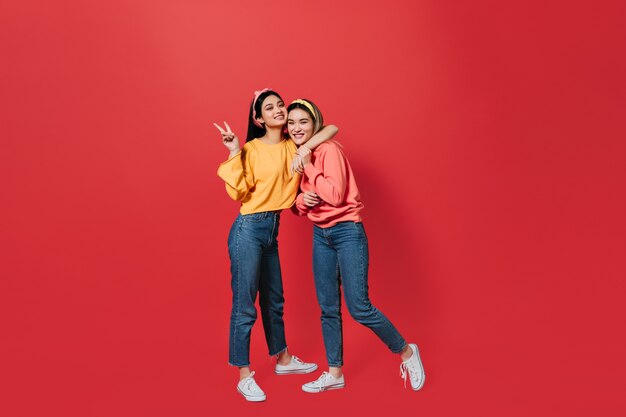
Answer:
[
  {"left": 217, "top": 146, "right": 255, "bottom": 201},
  {"left": 303, "top": 145, "right": 347, "bottom": 207}
]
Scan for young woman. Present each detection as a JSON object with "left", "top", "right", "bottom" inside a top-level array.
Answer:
[
  {"left": 214, "top": 89, "right": 338, "bottom": 402},
  {"left": 287, "top": 98, "right": 426, "bottom": 393}
]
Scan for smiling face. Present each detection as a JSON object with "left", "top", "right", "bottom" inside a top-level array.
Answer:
[
  {"left": 287, "top": 108, "right": 315, "bottom": 146},
  {"left": 256, "top": 94, "right": 286, "bottom": 128}
]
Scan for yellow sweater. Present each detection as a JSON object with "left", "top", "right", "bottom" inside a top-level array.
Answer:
[{"left": 217, "top": 138, "right": 301, "bottom": 214}]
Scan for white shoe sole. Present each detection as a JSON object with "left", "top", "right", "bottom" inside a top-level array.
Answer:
[
  {"left": 237, "top": 387, "right": 266, "bottom": 402},
  {"left": 275, "top": 364, "right": 318, "bottom": 375},
  {"left": 302, "top": 383, "right": 345, "bottom": 393},
  {"left": 409, "top": 343, "right": 426, "bottom": 391}
]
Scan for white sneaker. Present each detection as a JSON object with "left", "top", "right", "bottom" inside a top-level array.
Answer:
[
  {"left": 302, "top": 371, "right": 345, "bottom": 393},
  {"left": 275, "top": 356, "right": 318, "bottom": 375},
  {"left": 400, "top": 343, "right": 425, "bottom": 391},
  {"left": 237, "top": 371, "right": 266, "bottom": 402}
]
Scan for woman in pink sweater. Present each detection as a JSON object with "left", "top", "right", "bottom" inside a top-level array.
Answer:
[{"left": 287, "top": 99, "right": 426, "bottom": 393}]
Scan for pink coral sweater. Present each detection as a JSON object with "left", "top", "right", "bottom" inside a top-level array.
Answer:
[{"left": 294, "top": 140, "right": 364, "bottom": 228}]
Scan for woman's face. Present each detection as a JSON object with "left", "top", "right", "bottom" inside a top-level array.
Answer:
[
  {"left": 256, "top": 95, "right": 286, "bottom": 128},
  {"left": 287, "top": 108, "right": 314, "bottom": 146}
]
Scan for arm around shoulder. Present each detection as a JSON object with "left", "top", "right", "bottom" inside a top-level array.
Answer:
[{"left": 303, "top": 124, "right": 338, "bottom": 151}]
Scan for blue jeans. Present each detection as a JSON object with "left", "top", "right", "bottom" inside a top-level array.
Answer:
[
  {"left": 313, "top": 221, "right": 406, "bottom": 367},
  {"left": 228, "top": 212, "right": 287, "bottom": 367}
]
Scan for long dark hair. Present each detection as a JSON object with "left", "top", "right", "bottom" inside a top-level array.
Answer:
[{"left": 246, "top": 90, "right": 287, "bottom": 142}]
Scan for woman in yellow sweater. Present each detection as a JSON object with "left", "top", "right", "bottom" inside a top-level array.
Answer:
[{"left": 214, "top": 89, "right": 337, "bottom": 402}]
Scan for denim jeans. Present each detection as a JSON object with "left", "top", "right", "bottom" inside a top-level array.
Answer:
[
  {"left": 228, "top": 212, "right": 287, "bottom": 367},
  {"left": 312, "top": 221, "right": 406, "bottom": 367}
]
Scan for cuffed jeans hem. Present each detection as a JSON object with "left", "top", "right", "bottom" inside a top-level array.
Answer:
[
  {"left": 228, "top": 361, "right": 251, "bottom": 367},
  {"left": 270, "top": 345, "right": 288, "bottom": 358},
  {"left": 328, "top": 363, "right": 343, "bottom": 367},
  {"left": 391, "top": 342, "right": 408, "bottom": 355}
]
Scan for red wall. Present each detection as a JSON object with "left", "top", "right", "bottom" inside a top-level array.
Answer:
[{"left": 2, "top": 1, "right": 625, "bottom": 416}]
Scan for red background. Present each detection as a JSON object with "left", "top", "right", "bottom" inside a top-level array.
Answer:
[{"left": 2, "top": 1, "right": 625, "bottom": 416}]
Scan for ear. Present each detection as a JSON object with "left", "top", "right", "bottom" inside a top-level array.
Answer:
[{"left": 256, "top": 116, "right": 264, "bottom": 125}]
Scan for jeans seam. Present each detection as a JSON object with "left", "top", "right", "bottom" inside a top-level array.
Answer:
[
  {"left": 269, "top": 215, "right": 276, "bottom": 246},
  {"left": 336, "top": 258, "right": 342, "bottom": 365},
  {"left": 360, "top": 231, "right": 366, "bottom": 301},
  {"left": 232, "top": 219, "right": 241, "bottom": 365}
]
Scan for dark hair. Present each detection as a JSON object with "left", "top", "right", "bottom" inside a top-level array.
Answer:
[
  {"left": 246, "top": 90, "right": 287, "bottom": 142},
  {"left": 286, "top": 98, "right": 324, "bottom": 136}
]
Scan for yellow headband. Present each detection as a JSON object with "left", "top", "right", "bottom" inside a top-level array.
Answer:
[{"left": 291, "top": 99, "right": 316, "bottom": 120}]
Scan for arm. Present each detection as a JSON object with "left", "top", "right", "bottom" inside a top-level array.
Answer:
[
  {"left": 303, "top": 145, "right": 347, "bottom": 207},
  {"left": 217, "top": 145, "right": 255, "bottom": 201},
  {"left": 302, "top": 124, "right": 338, "bottom": 151},
  {"left": 214, "top": 121, "right": 254, "bottom": 201}
]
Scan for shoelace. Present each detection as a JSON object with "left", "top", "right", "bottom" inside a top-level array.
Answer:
[
  {"left": 242, "top": 371, "right": 258, "bottom": 392},
  {"left": 400, "top": 361, "right": 418, "bottom": 388},
  {"left": 292, "top": 356, "right": 304, "bottom": 365},
  {"left": 312, "top": 371, "right": 331, "bottom": 391},
  {"left": 400, "top": 362, "right": 409, "bottom": 388}
]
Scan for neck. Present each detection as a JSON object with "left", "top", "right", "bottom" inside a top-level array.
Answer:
[{"left": 260, "top": 126, "right": 283, "bottom": 144}]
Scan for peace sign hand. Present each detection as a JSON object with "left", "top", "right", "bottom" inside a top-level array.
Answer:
[{"left": 213, "top": 121, "right": 241, "bottom": 155}]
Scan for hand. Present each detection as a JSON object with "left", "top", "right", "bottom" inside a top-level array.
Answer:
[
  {"left": 291, "top": 154, "right": 304, "bottom": 176},
  {"left": 302, "top": 191, "right": 321, "bottom": 207},
  {"left": 213, "top": 121, "right": 240, "bottom": 155},
  {"left": 297, "top": 146, "right": 312, "bottom": 168},
  {"left": 297, "top": 145, "right": 311, "bottom": 158}
]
